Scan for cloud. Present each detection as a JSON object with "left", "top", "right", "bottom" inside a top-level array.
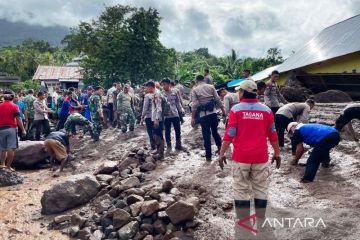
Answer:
[{"left": 0, "top": 0, "right": 359, "bottom": 57}]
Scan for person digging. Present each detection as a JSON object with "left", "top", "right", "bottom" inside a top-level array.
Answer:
[{"left": 44, "top": 130, "right": 74, "bottom": 174}]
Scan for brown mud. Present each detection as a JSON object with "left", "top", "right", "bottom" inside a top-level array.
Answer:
[{"left": 1, "top": 103, "right": 360, "bottom": 240}]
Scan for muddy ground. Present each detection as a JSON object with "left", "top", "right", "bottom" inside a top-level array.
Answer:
[{"left": 1, "top": 103, "right": 360, "bottom": 240}]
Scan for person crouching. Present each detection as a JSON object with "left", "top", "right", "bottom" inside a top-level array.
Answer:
[{"left": 44, "top": 130, "right": 71, "bottom": 172}]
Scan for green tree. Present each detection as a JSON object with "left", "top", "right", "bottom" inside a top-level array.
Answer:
[{"left": 63, "top": 5, "right": 176, "bottom": 87}]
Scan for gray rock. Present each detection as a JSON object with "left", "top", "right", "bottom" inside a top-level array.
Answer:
[
  {"left": 54, "top": 214, "right": 71, "bottom": 224},
  {"left": 130, "top": 202, "right": 143, "bottom": 217},
  {"left": 161, "top": 180, "right": 174, "bottom": 193},
  {"left": 143, "top": 235, "right": 154, "bottom": 240},
  {"left": 41, "top": 174, "right": 100, "bottom": 215},
  {"left": 0, "top": 168, "right": 24, "bottom": 187},
  {"left": 127, "top": 194, "right": 144, "bottom": 205},
  {"left": 111, "top": 176, "right": 140, "bottom": 191},
  {"left": 69, "top": 226, "right": 79, "bottom": 237},
  {"left": 93, "top": 229, "right": 103, "bottom": 240},
  {"left": 153, "top": 219, "right": 167, "bottom": 234},
  {"left": 117, "top": 221, "right": 139, "bottom": 240},
  {"left": 118, "top": 157, "right": 140, "bottom": 172},
  {"left": 125, "top": 188, "right": 145, "bottom": 196},
  {"left": 186, "top": 197, "right": 200, "bottom": 212},
  {"left": 96, "top": 174, "right": 114, "bottom": 183},
  {"left": 140, "top": 223, "right": 154, "bottom": 234},
  {"left": 166, "top": 201, "right": 195, "bottom": 225},
  {"left": 77, "top": 227, "right": 91, "bottom": 240},
  {"left": 112, "top": 209, "right": 131, "bottom": 229},
  {"left": 140, "top": 162, "right": 156, "bottom": 172},
  {"left": 13, "top": 141, "right": 49, "bottom": 167},
  {"left": 141, "top": 200, "right": 159, "bottom": 217},
  {"left": 95, "top": 161, "right": 118, "bottom": 175}
]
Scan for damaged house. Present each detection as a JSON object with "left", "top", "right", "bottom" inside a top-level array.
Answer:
[{"left": 252, "top": 14, "right": 360, "bottom": 99}]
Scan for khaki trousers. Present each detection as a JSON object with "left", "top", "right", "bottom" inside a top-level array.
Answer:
[
  {"left": 232, "top": 161, "right": 271, "bottom": 200},
  {"left": 44, "top": 139, "right": 68, "bottom": 161}
]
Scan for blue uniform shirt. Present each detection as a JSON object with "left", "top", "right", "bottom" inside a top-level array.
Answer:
[{"left": 293, "top": 123, "right": 338, "bottom": 146}]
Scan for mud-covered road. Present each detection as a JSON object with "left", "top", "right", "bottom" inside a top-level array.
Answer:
[{"left": 1, "top": 103, "right": 360, "bottom": 240}]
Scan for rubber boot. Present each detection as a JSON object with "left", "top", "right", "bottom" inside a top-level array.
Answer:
[
  {"left": 234, "top": 200, "right": 254, "bottom": 239},
  {"left": 254, "top": 198, "right": 273, "bottom": 239},
  {"left": 157, "top": 138, "right": 165, "bottom": 160},
  {"left": 152, "top": 135, "right": 160, "bottom": 155},
  {"left": 150, "top": 138, "right": 156, "bottom": 150},
  {"left": 129, "top": 125, "right": 134, "bottom": 131},
  {"left": 166, "top": 142, "right": 172, "bottom": 154},
  {"left": 175, "top": 139, "right": 183, "bottom": 151}
]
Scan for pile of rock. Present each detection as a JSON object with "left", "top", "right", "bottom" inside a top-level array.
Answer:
[
  {"left": 314, "top": 90, "right": 352, "bottom": 103},
  {"left": 0, "top": 168, "right": 24, "bottom": 187},
  {"left": 49, "top": 147, "right": 201, "bottom": 240}
]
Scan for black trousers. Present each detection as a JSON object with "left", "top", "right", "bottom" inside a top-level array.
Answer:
[
  {"left": 270, "top": 107, "right": 280, "bottom": 116},
  {"left": 199, "top": 113, "right": 222, "bottom": 158},
  {"left": 145, "top": 118, "right": 154, "bottom": 146},
  {"left": 303, "top": 132, "right": 340, "bottom": 181},
  {"left": 152, "top": 120, "right": 164, "bottom": 139},
  {"left": 164, "top": 117, "right": 181, "bottom": 144},
  {"left": 275, "top": 114, "right": 293, "bottom": 147},
  {"left": 108, "top": 103, "right": 114, "bottom": 123},
  {"left": 35, "top": 119, "right": 51, "bottom": 140},
  {"left": 57, "top": 114, "right": 68, "bottom": 130}
]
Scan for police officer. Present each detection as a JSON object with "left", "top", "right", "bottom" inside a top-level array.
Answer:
[
  {"left": 264, "top": 70, "right": 287, "bottom": 115},
  {"left": 140, "top": 84, "right": 156, "bottom": 150},
  {"left": 335, "top": 103, "right": 360, "bottom": 141},
  {"left": 191, "top": 75, "right": 225, "bottom": 161},
  {"left": 89, "top": 86, "right": 104, "bottom": 141},
  {"left": 161, "top": 78, "right": 184, "bottom": 152},
  {"left": 117, "top": 84, "right": 136, "bottom": 133},
  {"left": 275, "top": 99, "right": 315, "bottom": 147},
  {"left": 145, "top": 81, "right": 165, "bottom": 160}
]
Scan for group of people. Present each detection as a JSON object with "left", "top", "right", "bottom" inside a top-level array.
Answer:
[{"left": 1, "top": 68, "right": 360, "bottom": 237}]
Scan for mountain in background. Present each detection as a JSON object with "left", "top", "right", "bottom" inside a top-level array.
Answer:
[{"left": 0, "top": 19, "right": 70, "bottom": 47}]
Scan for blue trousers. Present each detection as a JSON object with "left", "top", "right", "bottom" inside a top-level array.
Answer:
[{"left": 303, "top": 132, "right": 340, "bottom": 182}]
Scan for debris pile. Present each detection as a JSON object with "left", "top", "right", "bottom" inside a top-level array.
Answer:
[
  {"left": 281, "top": 78, "right": 312, "bottom": 102},
  {"left": 0, "top": 168, "right": 24, "bottom": 187},
  {"left": 48, "top": 147, "right": 201, "bottom": 240},
  {"left": 314, "top": 90, "right": 353, "bottom": 103}
]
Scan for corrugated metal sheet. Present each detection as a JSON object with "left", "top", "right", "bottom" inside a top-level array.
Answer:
[
  {"left": 277, "top": 14, "right": 360, "bottom": 73},
  {"left": 251, "top": 65, "right": 280, "bottom": 81},
  {"left": 33, "top": 65, "right": 83, "bottom": 80}
]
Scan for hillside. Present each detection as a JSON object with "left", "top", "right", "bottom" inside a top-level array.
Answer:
[{"left": 0, "top": 19, "right": 69, "bottom": 47}]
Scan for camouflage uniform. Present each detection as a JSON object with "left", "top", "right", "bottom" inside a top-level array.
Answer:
[
  {"left": 23, "top": 94, "right": 36, "bottom": 140},
  {"left": 89, "top": 94, "right": 103, "bottom": 141},
  {"left": 64, "top": 113, "right": 95, "bottom": 139},
  {"left": 117, "top": 92, "right": 135, "bottom": 133}
]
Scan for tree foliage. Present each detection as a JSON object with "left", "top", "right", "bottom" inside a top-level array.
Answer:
[
  {"left": 9, "top": 79, "right": 40, "bottom": 92},
  {"left": 0, "top": 39, "right": 75, "bottom": 81},
  {"left": 62, "top": 5, "right": 176, "bottom": 87}
]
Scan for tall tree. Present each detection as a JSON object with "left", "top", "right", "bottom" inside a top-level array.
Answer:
[{"left": 63, "top": 5, "right": 176, "bottom": 87}]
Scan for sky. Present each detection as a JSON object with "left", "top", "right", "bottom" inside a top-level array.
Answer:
[{"left": 0, "top": 0, "right": 359, "bottom": 58}]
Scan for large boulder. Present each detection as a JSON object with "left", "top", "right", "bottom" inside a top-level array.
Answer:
[
  {"left": 0, "top": 168, "right": 24, "bottom": 187},
  {"left": 41, "top": 174, "right": 100, "bottom": 215},
  {"left": 314, "top": 90, "right": 352, "bottom": 103},
  {"left": 13, "top": 141, "right": 49, "bottom": 168}
]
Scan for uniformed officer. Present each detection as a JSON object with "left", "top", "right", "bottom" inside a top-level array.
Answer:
[
  {"left": 117, "top": 84, "right": 136, "bottom": 133},
  {"left": 190, "top": 75, "right": 226, "bottom": 161},
  {"left": 89, "top": 86, "right": 104, "bottom": 141},
  {"left": 64, "top": 112, "right": 95, "bottom": 139},
  {"left": 335, "top": 103, "right": 360, "bottom": 141},
  {"left": 161, "top": 78, "right": 184, "bottom": 152}
]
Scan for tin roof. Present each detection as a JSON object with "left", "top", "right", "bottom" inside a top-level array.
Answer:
[
  {"left": 251, "top": 65, "right": 280, "bottom": 82},
  {"left": 33, "top": 65, "right": 83, "bottom": 81},
  {"left": 277, "top": 14, "right": 360, "bottom": 73}
]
